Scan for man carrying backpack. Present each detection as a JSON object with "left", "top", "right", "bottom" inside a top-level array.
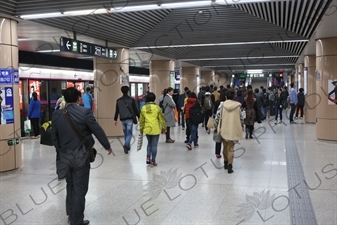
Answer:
[{"left": 201, "top": 86, "right": 213, "bottom": 134}]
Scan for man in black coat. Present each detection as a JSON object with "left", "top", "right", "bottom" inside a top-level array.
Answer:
[{"left": 52, "top": 88, "right": 112, "bottom": 225}]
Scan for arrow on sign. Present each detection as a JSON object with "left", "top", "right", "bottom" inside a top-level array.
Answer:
[{"left": 66, "top": 41, "right": 71, "bottom": 50}]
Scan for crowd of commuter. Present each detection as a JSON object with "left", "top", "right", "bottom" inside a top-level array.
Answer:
[{"left": 27, "top": 80, "right": 316, "bottom": 225}]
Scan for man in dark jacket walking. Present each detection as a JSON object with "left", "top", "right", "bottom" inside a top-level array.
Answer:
[
  {"left": 52, "top": 88, "right": 112, "bottom": 225},
  {"left": 114, "top": 86, "right": 140, "bottom": 154},
  {"left": 178, "top": 87, "right": 189, "bottom": 130}
]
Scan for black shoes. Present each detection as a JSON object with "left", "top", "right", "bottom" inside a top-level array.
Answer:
[
  {"left": 228, "top": 164, "right": 234, "bottom": 174},
  {"left": 123, "top": 145, "right": 130, "bottom": 154},
  {"left": 68, "top": 217, "right": 90, "bottom": 225},
  {"left": 224, "top": 161, "right": 228, "bottom": 169}
]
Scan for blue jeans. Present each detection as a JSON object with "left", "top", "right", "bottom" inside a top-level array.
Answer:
[
  {"left": 275, "top": 105, "right": 283, "bottom": 121},
  {"left": 146, "top": 135, "right": 159, "bottom": 162},
  {"left": 188, "top": 122, "right": 199, "bottom": 145},
  {"left": 122, "top": 119, "right": 133, "bottom": 149},
  {"left": 290, "top": 104, "right": 296, "bottom": 122}
]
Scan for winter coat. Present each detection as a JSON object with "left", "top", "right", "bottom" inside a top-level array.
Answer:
[
  {"left": 216, "top": 100, "right": 243, "bottom": 141},
  {"left": 297, "top": 92, "right": 305, "bottom": 106},
  {"left": 184, "top": 98, "right": 197, "bottom": 120},
  {"left": 212, "top": 91, "right": 220, "bottom": 102},
  {"left": 242, "top": 99, "right": 257, "bottom": 126},
  {"left": 163, "top": 94, "right": 176, "bottom": 127},
  {"left": 254, "top": 92, "right": 263, "bottom": 107},
  {"left": 28, "top": 99, "right": 41, "bottom": 119},
  {"left": 140, "top": 102, "right": 166, "bottom": 135}
]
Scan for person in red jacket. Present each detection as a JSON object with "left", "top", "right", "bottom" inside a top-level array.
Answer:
[{"left": 184, "top": 92, "right": 200, "bottom": 150}]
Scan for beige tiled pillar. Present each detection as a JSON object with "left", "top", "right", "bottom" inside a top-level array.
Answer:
[
  {"left": 0, "top": 17, "right": 22, "bottom": 172},
  {"left": 180, "top": 67, "right": 199, "bottom": 93},
  {"left": 149, "top": 60, "right": 174, "bottom": 101},
  {"left": 304, "top": 55, "right": 316, "bottom": 123},
  {"left": 218, "top": 72, "right": 230, "bottom": 88},
  {"left": 200, "top": 70, "right": 214, "bottom": 87},
  {"left": 316, "top": 37, "right": 337, "bottom": 141},
  {"left": 94, "top": 48, "right": 129, "bottom": 137}
]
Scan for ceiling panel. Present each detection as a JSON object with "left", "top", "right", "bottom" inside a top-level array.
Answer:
[{"left": 134, "top": 5, "right": 306, "bottom": 48}]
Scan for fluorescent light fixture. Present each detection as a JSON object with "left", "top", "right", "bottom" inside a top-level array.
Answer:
[
  {"left": 36, "top": 50, "right": 60, "bottom": 53},
  {"left": 132, "top": 40, "right": 308, "bottom": 50},
  {"left": 18, "top": 38, "right": 35, "bottom": 41},
  {"left": 204, "top": 64, "right": 293, "bottom": 68},
  {"left": 21, "top": 12, "right": 63, "bottom": 19},
  {"left": 18, "top": 0, "right": 311, "bottom": 19},
  {"left": 247, "top": 70, "right": 263, "bottom": 73},
  {"left": 180, "top": 55, "right": 299, "bottom": 61},
  {"left": 77, "top": 56, "right": 93, "bottom": 59}
]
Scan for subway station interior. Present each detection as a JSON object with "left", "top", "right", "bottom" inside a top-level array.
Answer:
[{"left": 0, "top": 0, "right": 337, "bottom": 224}]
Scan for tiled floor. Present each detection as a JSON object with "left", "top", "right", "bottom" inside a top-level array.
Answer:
[{"left": 0, "top": 117, "right": 336, "bottom": 225}]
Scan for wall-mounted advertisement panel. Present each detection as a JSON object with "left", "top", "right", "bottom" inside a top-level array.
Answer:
[
  {"left": 170, "top": 71, "right": 175, "bottom": 88},
  {"left": 0, "top": 87, "right": 14, "bottom": 125},
  {"left": 328, "top": 80, "right": 337, "bottom": 105}
]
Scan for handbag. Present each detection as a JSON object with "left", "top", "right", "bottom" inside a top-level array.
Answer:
[
  {"left": 213, "top": 132, "right": 222, "bottom": 143},
  {"left": 24, "top": 119, "right": 31, "bottom": 133},
  {"left": 123, "top": 98, "right": 138, "bottom": 124},
  {"left": 137, "top": 134, "right": 143, "bottom": 151},
  {"left": 207, "top": 117, "right": 215, "bottom": 129},
  {"left": 63, "top": 109, "right": 97, "bottom": 163},
  {"left": 241, "top": 109, "right": 246, "bottom": 119}
]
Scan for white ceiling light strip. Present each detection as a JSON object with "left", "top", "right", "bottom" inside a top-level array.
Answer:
[
  {"left": 132, "top": 40, "right": 308, "bottom": 50},
  {"left": 20, "top": 0, "right": 285, "bottom": 19},
  {"left": 204, "top": 63, "right": 294, "bottom": 67},
  {"left": 180, "top": 55, "right": 299, "bottom": 61}
]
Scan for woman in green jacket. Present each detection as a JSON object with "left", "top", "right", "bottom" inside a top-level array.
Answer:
[{"left": 140, "top": 92, "right": 167, "bottom": 166}]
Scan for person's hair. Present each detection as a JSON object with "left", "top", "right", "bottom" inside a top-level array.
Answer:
[
  {"left": 213, "top": 86, "right": 218, "bottom": 91},
  {"left": 260, "top": 86, "right": 264, "bottom": 89},
  {"left": 262, "top": 88, "right": 267, "bottom": 93},
  {"left": 121, "top": 86, "right": 130, "bottom": 95},
  {"left": 220, "top": 85, "right": 224, "bottom": 90},
  {"left": 247, "top": 85, "right": 252, "bottom": 90},
  {"left": 145, "top": 92, "right": 156, "bottom": 102},
  {"left": 184, "top": 87, "right": 189, "bottom": 92},
  {"left": 186, "top": 90, "right": 192, "bottom": 97},
  {"left": 174, "top": 88, "right": 179, "bottom": 94},
  {"left": 226, "top": 84, "right": 231, "bottom": 88},
  {"left": 226, "top": 89, "right": 235, "bottom": 100},
  {"left": 220, "top": 88, "right": 227, "bottom": 101},
  {"left": 163, "top": 89, "right": 167, "bottom": 95},
  {"left": 210, "top": 84, "right": 214, "bottom": 89},
  {"left": 189, "top": 92, "right": 197, "bottom": 99},
  {"left": 299, "top": 88, "right": 304, "bottom": 93},
  {"left": 237, "top": 89, "right": 242, "bottom": 97},
  {"left": 64, "top": 87, "right": 81, "bottom": 103},
  {"left": 205, "top": 86, "right": 210, "bottom": 92},
  {"left": 268, "top": 87, "right": 272, "bottom": 91},
  {"left": 254, "top": 88, "right": 259, "bottom": 93},
  {"left": 32, "top": 92, "right": 38, "bottom": 101},
  {"left": 86, "top": 86, "right": 91, "bottom": 92},
  {"left": 290, "top": 82, "right": 294, "bottom": 88},
  {"left": 245, "top": 89, "right": 255, "bottom": 104},
  {"left": 166, "top": 87, "right": 174, "bottom": 93},
  {"left": 61, "top": 89, "right": 66, "bottom": 96}
]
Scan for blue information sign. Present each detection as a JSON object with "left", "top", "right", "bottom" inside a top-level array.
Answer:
[
  {"left": 13, "top": 69, "right": 19, "bottom": 84},
  {"left": 0, "top": 69, "right": 12, "bottom": 84}
]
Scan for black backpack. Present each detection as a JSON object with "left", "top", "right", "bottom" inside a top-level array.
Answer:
[
  {"left": 159, "top": 96, "right": 166, "bottom": 113},
  {"left": 189, "top": 102, "right": 204, "bottom": 124}
]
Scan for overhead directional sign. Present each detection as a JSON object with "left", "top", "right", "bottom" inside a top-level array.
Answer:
[{"left": 60, "top": 37, "right": 118, "bottom": 59}]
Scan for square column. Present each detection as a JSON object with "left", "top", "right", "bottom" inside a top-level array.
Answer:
[
  {"left": 316, "top": 37, "right": 337, "bottom": 141},
  {"left": 304, "top": 55, "right": 316, "bottom": 123},
  {"left": 180, "top": 67, "right": 199, "bottom": 93},
  {"left": 0, "top": 17, "right": 22, "bottom": 172},
  {"left": 94, "top": 48, "right": 129, "bottom": 137},
  {"left": 149, "top": 60, "right": 175, "bottom": 100}
]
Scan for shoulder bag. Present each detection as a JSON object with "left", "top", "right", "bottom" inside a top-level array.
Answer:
[
  {"left": 63, "top": 109, "right": 97, "bottom": 162},
  {"left": 122, "top": 98, "right": 138, "bottom": 124}
]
